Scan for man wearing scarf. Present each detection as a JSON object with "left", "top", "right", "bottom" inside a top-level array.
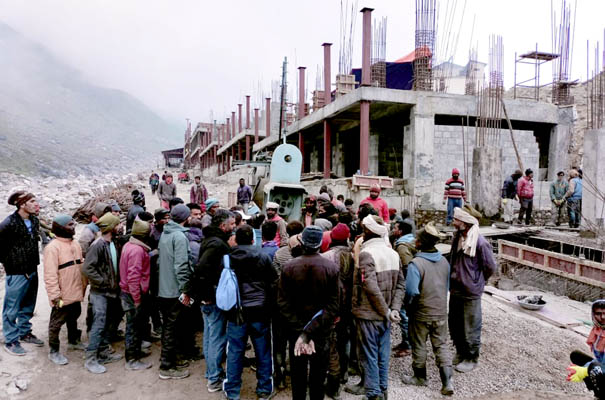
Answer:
[
  {"left": 402, "top": 222, "right": 453, "bottom": 396},
  {"left": 1, "top": 191, "right": 44, "bottom": 356},
  {"left": 352, "top": 215, "right": 404, "bottom": 400},
  {"left": 448, "top": 207, "right": 496, "bottom": 373},
  {"left": 44, "top": 215, "right": 86, "bottom": 365}
]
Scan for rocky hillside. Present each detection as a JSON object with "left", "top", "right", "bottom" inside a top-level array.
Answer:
[{"left": 0, "top": 22, "right": 181, "bottom": 177}]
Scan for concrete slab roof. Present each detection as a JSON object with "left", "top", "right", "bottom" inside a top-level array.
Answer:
[{"left": 217, "top": 128, "right": 267, "bottom": 155}]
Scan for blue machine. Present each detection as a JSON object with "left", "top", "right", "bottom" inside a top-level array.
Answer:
[{"left": 262, "top": 144, "right": 307, "bottom": 221}]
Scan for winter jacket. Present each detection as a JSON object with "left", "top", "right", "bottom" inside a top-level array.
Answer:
[
  {"left": 158, "top": 181, "right": 177, "bottom": 202},
  {"left": 278, "top": 253, "right": 339, "bottom": 338},
  {"left": 322, "top": 244, "right": 355, "bottom": 316},
  {"left": 395, "top": 234, "right": 417, "bottom": 278},
  {"left": 194, "top": 225, "right": 231, "bottom": 303},
  {"left": 236, "top": 185, "right": 253, "bottom": 204},
  {"left": 405, "top": 251, "right": 450, "bottom": 321},
  {"left": 187, "top": 226, "right": 204, "bottom": 266},
  {"left": 444, "top": 177, "right": 467, "bottom": 201},
  {"left": 360, "top": 196, "right": 390, "bottom": 222},
  {"left": 0, "top": 211, "right": 40, "bottom": 275},
  {"left": 352, "top": 237, "right": 405, "bottom": 321},
  {"left": 267, "top": 215, "right": 288, "bottom": 247},
  {"left": 81, "top": 237, "right": 120, "bottom": 297},
  {"left": 550, "top": 180, "right": 569, "bottom": 202},
  {"left": 449, "top": 233, "right": 497, "bottom": 299},
  {"left": 78, "top": 223, "right": 99, "bottom": 257},
  {"left": 567, "top": 177, "right": 583, "bottom": 200},
  {"left": 190, "top": 184, "right": 208, "bottom": 204},
  {"left": 228, "top": 244, "right": 277, "bottom": 322},
  {"left": 261, "top": 241, "right": 279, "bottom": 261},
  {"left": 126, "top": 204, "right": 145, "bottom": 234},
  {"left": 158, "top": 221, "right": 191, "bottom": 299},
  {"left": 43, "top": 237, "right": 85, "bottom": 306},
  {"left": 119, "top": 237, "right": 151, "bottom": 305},
  {"left": 501, "top": 175, "right": 519, "bottom": 199},
  {"left": 517, "top": 176, "right": 534, "bottom": 199}
]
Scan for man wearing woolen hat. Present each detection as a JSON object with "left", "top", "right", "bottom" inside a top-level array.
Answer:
[
  {"left": 0, "top": 191, "right": 44, "bottom": 356},
  {"left": 126, "top": 190, "right": 146, "bottom": 234},
  {"left": 157, "top": 204, "right": 193, "bottom": 380},
  {"left": 119, "top": 220, "right": 153, "bottom": 371},
  {"left": 43, "top": 214, "right": 86, "bottom": 365},
  {"left": 81, "top": 212, "right": 124, "bottom": 373},
  {"left": 277, "top": 225, "right": 340, "bottom": 400}
]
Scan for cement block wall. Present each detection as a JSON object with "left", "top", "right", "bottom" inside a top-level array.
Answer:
[{"left": 433, "top": 125, "right": 539, "bottom": 182}]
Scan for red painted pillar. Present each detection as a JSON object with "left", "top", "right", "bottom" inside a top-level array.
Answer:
[
  {"left": 231, "top": 112, "right": 236, "bottom": 140},
  {"left": 298, "top": 67, "right": 306, "bottom": 119},
  {"left": 254, "top": 108, "right": 259, "bottom": 144},
  {"left": 245, "top": 96, "right": 251, "bottom": 129},
  {"left": 226, "top": 119, "right": 230, "bottom": 143},
  {"left": 323, "top": 43, "right": 332, "bottom": 106},
  {"left": 360, "top": 7, "right": 373, "bottom": 86},
  {"left": 238, "top": 104, "right": 243, "bottom": 133},
  {"left": 265, "top": 98, "right": 271, "bottom": 138}
]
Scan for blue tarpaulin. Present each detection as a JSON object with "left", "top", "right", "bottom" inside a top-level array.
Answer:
[{"left": 351, "top": 61, "right": 414, "bottom": 90}]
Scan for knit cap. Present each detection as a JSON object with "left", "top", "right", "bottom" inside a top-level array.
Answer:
[
  {"left": 96, "top": 213, "right": 120, "bottom": 234},
  {"left": 131, "top": 220, "right": 150, "bottom": 239},
  {"left": 53, "top": 214, "right": 72, "bottom": 227},
  {"left": 330, "top": 223, "right": 350, "bottom": 241},
  {"left": 170, "top": 204, "right": 191, "bottom": 223}
]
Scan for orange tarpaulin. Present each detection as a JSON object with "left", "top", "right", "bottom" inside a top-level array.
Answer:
[{"left": 394, "top": 46, "right": 432, "bottom": 63}]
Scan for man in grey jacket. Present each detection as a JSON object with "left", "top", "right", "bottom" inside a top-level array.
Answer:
[
  {"left": 157, "top": 204, "right": 192, "bottom": 380},
  {"left": 352, "top": 215, "right": 404, "bottom": 400}
]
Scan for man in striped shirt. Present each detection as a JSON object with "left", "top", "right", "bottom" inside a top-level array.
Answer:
[{"left": 443, "top": 168, "right": 466, "bottom": 226}]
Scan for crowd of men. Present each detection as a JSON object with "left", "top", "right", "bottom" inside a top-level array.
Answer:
[{"left": 1, "top": 175, "right": 500, "bottom": 400}]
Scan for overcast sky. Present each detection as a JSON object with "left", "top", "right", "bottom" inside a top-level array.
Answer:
[{"left": 1, "top": 0, "right": 603, "bottom": 128}]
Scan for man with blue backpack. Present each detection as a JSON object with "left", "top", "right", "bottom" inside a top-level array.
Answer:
[
  {"left": 222, "top": 224, "right": 278, "bottom": 400},
  {"left": 194, "top": 209, "right": 236, "bottom": 393}
]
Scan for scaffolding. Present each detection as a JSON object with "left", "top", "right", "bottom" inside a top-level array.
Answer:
[
  {"left": 513, "top": 45, "right": 559, "bottom": 101},
  {"left": 476, "top": 35, "right": 504, "bottom": 147},
  {"left": 414, "top": 0, "right": 436, "bottom": 91},
  {"left": 370, "top": 16, "right": 387, "bottom": 88}
]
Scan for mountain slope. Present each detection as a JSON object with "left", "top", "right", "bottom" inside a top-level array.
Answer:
[{"left": 0, "top": 22, "right": 182, "bottom": 176}]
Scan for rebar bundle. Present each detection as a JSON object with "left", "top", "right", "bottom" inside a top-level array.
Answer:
[
  {"left": 465, "top": 46, "right": 478, "bottom": 95},
  {"left": 414, "top": 0, "right": 436, "bottom": 91},
  {"left": 552, "top": 0, "right": 576, "bottom": 105},
  {"left": 476, "top": 35, "right": 503, "bottom": 147},
  {"left": 371, "top": 16, "right": 387, "bottom": 88},
  {"left": 588, "top": 39, "right": 605, "bottom": 130},
  {"left": 338, "top": 0, "right": 358, "bottom": 75}
]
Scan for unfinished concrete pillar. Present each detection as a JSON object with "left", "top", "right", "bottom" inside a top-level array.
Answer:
[
  {"left": 471, "top": 146, "right": 502, "bottom": 217},
  {"left": 582, "top": 129, "right": 605, "bottom": 235},
  {"left": 405, "top": 101, "right": 435, "bottom": 206},
  {"left": 548, "top": 106, "right": 574, "bottom": 180}
]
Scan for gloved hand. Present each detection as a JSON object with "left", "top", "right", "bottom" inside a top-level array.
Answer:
[
  {"left": 388, "top": 309, "right": 401, "bottom": 323},
  {"left": 502, "top": 199, "right": 508, "bottom": 205},
  {"left": 566, "top": 364, "right": 588, "bottom": 382}
]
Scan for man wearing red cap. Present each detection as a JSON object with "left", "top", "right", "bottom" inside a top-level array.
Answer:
[
  {"left": 360, "top": 184, "right": 389, "bottom": 222},
  {"left": 443, "top": 168, "right": 466, "bottom": 226}
]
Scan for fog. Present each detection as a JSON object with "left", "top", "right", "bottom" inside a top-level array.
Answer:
[{"left": 1, "top": 0, "right": 604, "bottom": 127}]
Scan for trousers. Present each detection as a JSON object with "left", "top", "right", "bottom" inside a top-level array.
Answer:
[{"left": 48, "top": 302, "right": 82, "bottom": 352}]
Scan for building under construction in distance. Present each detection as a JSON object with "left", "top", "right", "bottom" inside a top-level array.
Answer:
[{"left": 182, "top": 2, "right": 605, "bottom": 298}]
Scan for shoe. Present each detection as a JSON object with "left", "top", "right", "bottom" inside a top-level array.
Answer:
[
  {"left": 126, "top": 359, "right": 152, "bottom": 371},
  {"left": 68, "top": 341, "right": 87, "bottom": 351},
  {"left": 207, "top": 379, "right": 224, "bottom": 393},
  {"left": 48, "top": 351, "right": 68, "bottom": 365},
  {"left": 455, "top": 360, "right": 478, "bottom": 373},
  {"left": 402, "top": 367, "right": 427, "bottom": 386},
  {"left": 85, "top": 354, "right": 107, "bottom": 374},
  {"left": 159, "top": 368, "right": 190, "bottom": 380},
  {"left": 452, "top": 352, "right": 462, "bottom": 366},
  {"left": 177, "top": 359, "right": 190, "bottom": 368},
  {"left": 344, "top": 381, "right": 365, "bottom": 395},
  {"left": 141, "top": 340, "right": 152, "bottom": 349},
  {"left": 98, "top": 352, "right": 123, "bottom": 364},
  {"left": 4, "top": 342, "right": 26, "bottom": 356},
  {"left": 139, "top": 348, "right": 152, "bottom": 358},
  {"left": 325, "top": 375, "right": 341, "bottom": 399},
  {"left": 257, "top": 391, "right": 275, "bottom": 400},
  {"left": 439, "top": 366, "right": 454, "bottom": 396},
  {"left": 21, "top": 333, "right": 44, "bottom": 347},
  {"left": 383, "top": 390, "right": 388, "bottom": 400}
]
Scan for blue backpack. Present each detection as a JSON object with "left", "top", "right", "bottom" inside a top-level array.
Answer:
[{"left": 216, "top": 254, "right": 241, "bottom": 311}]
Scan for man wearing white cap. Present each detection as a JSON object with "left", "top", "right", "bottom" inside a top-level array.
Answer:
[
  {"left": 265, "top": 201, "right": 288, "bottom": 247},
  {"left": 448, "top": 207, "right": 496, "bottom": 373}
]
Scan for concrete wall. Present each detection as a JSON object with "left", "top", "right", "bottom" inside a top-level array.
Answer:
[{"left": 582, "top": 129, "right": 605, "bottom": 233}]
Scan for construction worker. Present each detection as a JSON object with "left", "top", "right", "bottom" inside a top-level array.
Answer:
[
  {"left": 550, "top": 171, "right": 569, "bottom": 226},
  {"left": 443, "top": 168, "right": 466, "bottom": 226}
]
